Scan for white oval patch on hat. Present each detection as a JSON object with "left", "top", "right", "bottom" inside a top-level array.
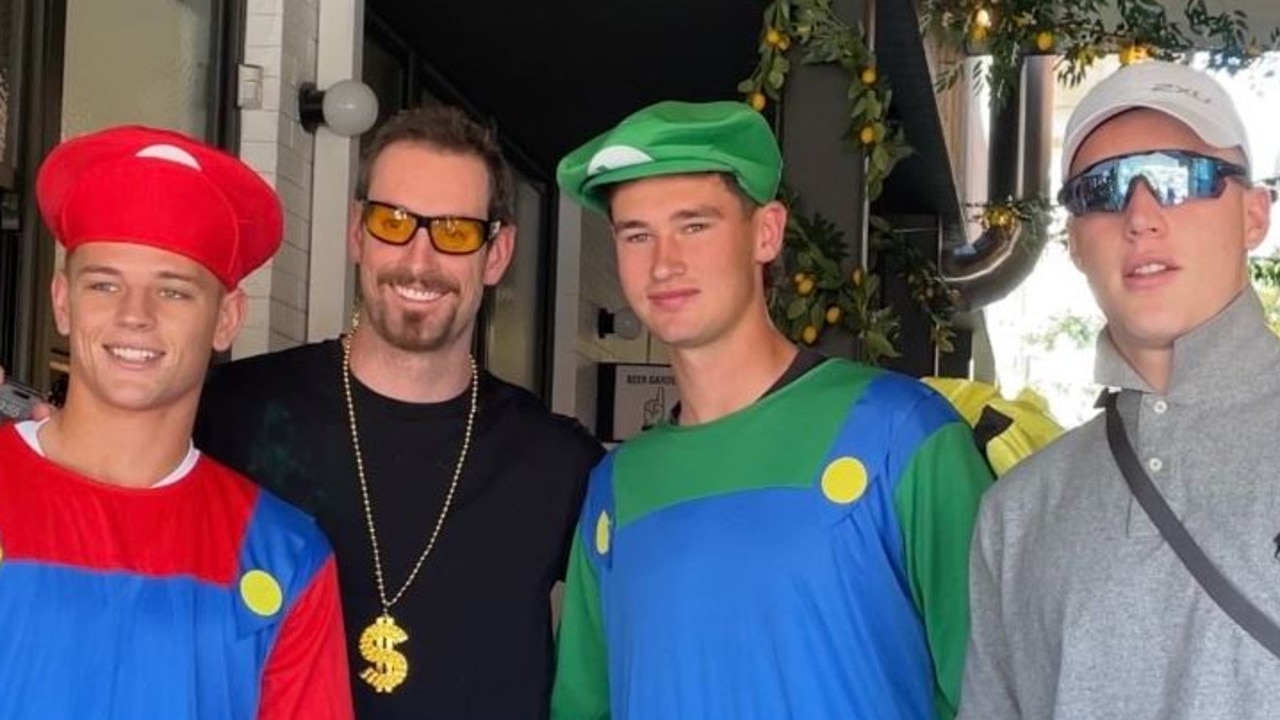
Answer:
[
  {"left": 135, "top": 144, "right": 202, "bottom": 171},
  {"left": 587, "top": 145, "right": 653, "bottom": 177}
]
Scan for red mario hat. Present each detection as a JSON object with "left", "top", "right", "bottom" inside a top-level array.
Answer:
[{"left": 36, "top": 125, "right": 282, "bottom": 289}]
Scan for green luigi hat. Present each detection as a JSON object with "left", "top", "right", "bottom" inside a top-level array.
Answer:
[{"left": 557, "top": 100, "right": 783, "bottom": 214}]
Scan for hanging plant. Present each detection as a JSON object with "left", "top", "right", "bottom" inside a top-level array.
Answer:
[
  {"left": 922, "top": 0, "right": 1280, "bottom": 106},
  {"left": 766, "top": 189, "right": 901, "bottom": 364},
  {"left": 869, "top": 215, "right": 962, "bottom": 354},
  {"left": 738, "top": 0, "right": 914, "bottom": 202},
  {"left": 742, "top": 0, "right": 946, "bottom": 358}
]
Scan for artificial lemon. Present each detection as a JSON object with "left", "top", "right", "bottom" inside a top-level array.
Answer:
[{"left": 1119, "top": 44, "right": 1149, "bottom": 66}]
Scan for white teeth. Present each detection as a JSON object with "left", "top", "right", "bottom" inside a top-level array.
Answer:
[
  {"left": 107, "top": 346, "right": 160, "bottom": 362},
  {"left": 394, "top": 285, "right": 443, "bottom": 302},
  {"left": 1132, "top": 263, "right": 1168, "bottom": 276}
]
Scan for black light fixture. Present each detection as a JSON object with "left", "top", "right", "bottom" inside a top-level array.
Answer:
[
  {"left": 298, "top": 79, "right": 379, "bottom": 136},
  {"left": 597, "top": 307, "right": 644, "bottom": 340}
]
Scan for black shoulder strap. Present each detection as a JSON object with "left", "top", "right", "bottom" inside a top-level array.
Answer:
[{"left": 1104, "top": 391, "right": 1280, "bottom": 660}]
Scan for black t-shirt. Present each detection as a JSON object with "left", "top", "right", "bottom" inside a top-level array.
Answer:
[
  {"left": 763, "top": 348, "right": 829, "bottom": 396},
  {"left": 670, "top": 348, "right": 830, "bottom": 424},
  {"left": 195, "top": 340, "right": 603, "bottom": 720}
]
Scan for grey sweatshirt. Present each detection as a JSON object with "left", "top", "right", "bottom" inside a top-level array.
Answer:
[{"left": 960, "top": 289, "right": 1280, "bottom": 719}]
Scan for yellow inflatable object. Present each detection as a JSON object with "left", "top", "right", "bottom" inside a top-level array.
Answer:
[{"left": 922, "top": 377, "right": 1064, "bottom": 477}]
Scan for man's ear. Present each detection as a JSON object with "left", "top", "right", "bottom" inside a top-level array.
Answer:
[
  {"left": 482, "top": 224, "right": 516, "bottom": 286},
  {"left": 1243, "top": 185, "right": 1273, "bottom": 252},
  {"left": 211, "top": 288, "right": 248, "bottom": 352},
  {"left": 51, "top": 270, "right": 71, "bottom": 337},
  {"left": 1066, "top": 219, "right": 1084, "bottom": 271},
  {"left": 347, "top": 200, "right": 365, "bottom": 264},
  {"left": 754, "top": 200, "right": 788, "bottom": 265}
]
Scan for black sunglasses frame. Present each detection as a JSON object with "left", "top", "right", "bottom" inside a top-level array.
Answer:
[
  {"left": 1058, "top": 149, "right": 1249, "bottom": 217},
  {"left": 360, "top": 199, "right": 501, "bottom": 255}
]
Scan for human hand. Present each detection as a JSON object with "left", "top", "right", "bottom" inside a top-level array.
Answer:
[{"left": 0, "top": 367, "right": 55, "bottom": 421}]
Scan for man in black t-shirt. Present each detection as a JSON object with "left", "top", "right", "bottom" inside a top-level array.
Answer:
[{"left": 196, "top": 106, "right": 602, "bottom": 719}]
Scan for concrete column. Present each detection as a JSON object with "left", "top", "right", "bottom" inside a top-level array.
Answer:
[
  {"left": 305, "top": 0, "right": 363, "bottom": 343},
  {"left": 778, "top": 0, "right": 870, "bottom": 359}
]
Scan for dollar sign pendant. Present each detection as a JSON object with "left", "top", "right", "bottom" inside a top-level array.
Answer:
[{"left": 358, "top": 614, "right": 409, "bottom": 693}]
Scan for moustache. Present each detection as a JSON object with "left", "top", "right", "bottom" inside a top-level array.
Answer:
[{"left": 376, "top": 268, "right": 459, "bottom": 295}]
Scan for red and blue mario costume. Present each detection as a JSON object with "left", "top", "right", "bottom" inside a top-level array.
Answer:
[{"left": 0, "top": 126, "right": 353, "bottom": 719}]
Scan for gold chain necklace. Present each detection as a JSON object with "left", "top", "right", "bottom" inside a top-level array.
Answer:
[{"left": 341, "top": 326, "right": 478, "bottom": 694}]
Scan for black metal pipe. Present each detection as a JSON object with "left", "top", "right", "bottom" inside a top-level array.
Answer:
[{"left": 941, "top": 55, "right": 1053, "bottom": 311}]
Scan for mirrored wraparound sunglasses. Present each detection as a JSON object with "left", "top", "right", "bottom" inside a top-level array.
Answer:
[
  {"left": 1058, "top": 149, "right": 1249, "bottom": 217},
  {"left": 361, "top": 199, "right": 501, "bottom": 254}
]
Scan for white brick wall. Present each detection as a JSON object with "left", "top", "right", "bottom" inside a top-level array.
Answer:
[{"left": 235, "top": 0, "right": 320, "bottom": 359}]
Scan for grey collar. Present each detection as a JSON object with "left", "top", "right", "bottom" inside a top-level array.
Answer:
[{"left": 1094, "top": 287, "right": 1280, "bottom": 403}]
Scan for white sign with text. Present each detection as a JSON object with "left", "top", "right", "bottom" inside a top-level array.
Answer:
[{"left": 598, "top": 363, "right": 681, "bottom": 442}]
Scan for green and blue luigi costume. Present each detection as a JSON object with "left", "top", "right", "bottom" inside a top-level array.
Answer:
[{"left": 552, "top": 101, "right": 993, "bottom": 720}]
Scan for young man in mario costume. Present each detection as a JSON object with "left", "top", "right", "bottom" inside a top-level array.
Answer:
[{"left": 0, "top": 126, "right": 353, "bottom": 719}]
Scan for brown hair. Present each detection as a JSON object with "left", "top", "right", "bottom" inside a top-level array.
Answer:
[{"left": 355, "top": 105, "right": 515, "bottom": 224}]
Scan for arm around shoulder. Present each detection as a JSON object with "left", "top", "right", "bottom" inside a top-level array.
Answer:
[
  {"left": 256, "top": 555, "right": 354, "bottom": 720},
  {"left": 543, "top": 412, "right": 606, "bottom": 581}
]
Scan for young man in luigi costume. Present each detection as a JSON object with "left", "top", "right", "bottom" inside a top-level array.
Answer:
[
  {"left": 551, "top": 100, "right": 993, "bottom": 719},
  {"left": 0, "top": 126, "right": 352, "bottom": 719}
]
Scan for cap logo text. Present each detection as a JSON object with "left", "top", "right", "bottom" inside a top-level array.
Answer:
[{"left": 1149, "top": 82, "right": 1212, "bottom": 106}]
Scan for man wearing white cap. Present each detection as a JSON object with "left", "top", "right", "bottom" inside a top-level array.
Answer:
[{"left": 960, "top": 61, "right": 1278, "bottom": 719}]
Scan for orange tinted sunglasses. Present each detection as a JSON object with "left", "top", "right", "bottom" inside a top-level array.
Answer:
[{"left": 361, "top": 200, "right": 500, "bottom": 255}]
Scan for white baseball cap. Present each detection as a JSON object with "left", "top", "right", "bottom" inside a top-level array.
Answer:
[{"left": 1061, "top": 60, "right": 1251, "bottom": 179}]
